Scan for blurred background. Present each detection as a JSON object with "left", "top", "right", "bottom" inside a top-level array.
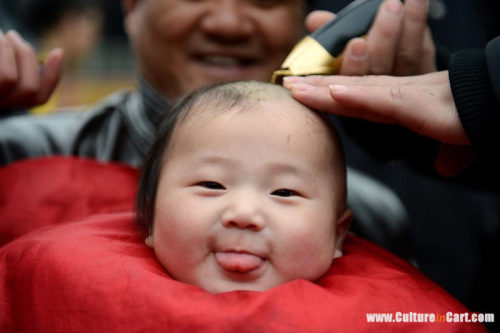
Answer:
[{"left": 0, "top": 0, "right": 134, "bottom": 112}]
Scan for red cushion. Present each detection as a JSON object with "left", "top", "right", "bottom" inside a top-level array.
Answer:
[
  {"left": 0, "top": 158, "right": 486, "bottom": 332},
  {"left": 0, "top": 157, "right": 139, "bottom": 245}
]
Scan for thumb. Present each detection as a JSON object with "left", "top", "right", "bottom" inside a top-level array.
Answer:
[
  {"left": 305, "top": 10, "right": 335, "bottom": 33},
  {"left": 36, "top": 48, "right": 64, "bottom": 105}
]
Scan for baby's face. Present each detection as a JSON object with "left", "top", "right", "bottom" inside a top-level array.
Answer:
[{"left": 150, "top": 99, "right": 349, "bottom": 293}]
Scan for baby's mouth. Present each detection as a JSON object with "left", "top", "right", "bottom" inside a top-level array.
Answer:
[{"left": 215, "top": 251, "right": 264, "bottom": 273}]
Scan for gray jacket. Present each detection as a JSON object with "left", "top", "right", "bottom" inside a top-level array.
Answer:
[{"left": 0, "top": 80, "right": 167, "bottom": 167}]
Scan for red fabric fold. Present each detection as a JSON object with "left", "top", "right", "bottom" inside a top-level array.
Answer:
[
  {"left": 0, "top": 157, "right": 139, "bottom": 245},
  {"left": 0, "top": 157, "right": 485, "bottom": 332}
]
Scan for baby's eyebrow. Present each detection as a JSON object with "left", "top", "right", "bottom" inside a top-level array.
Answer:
[
  {"left": 265, "top": 162, "right": 316, "bottom": 183},
  {"left": 191, "top": 157, "right": 317, "bottom": 183},
  {"left": 194, "top": 155, "right": 238, "bottom": 167}
]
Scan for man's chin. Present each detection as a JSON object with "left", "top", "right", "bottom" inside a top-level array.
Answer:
[{"left": 191, "top": 64, "right": 272, "bottom": 86}]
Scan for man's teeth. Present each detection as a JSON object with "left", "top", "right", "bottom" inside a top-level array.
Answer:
[{"left": 203, "top": 56, "right": 241, "bottom": 66}]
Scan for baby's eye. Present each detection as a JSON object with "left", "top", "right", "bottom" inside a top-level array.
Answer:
[
  {"left": 197, "top": 181, "right": 226, "bottom": 190},
  {"left": 271, "top": 189, "right": 299, "bottom": 197}
]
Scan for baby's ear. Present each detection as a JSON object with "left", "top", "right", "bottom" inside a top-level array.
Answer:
[
  {"left": 334, "top": 208, "right": 353, "bottom": 258},
  {"left": 145, "top": 235, "right": 154, "bottom": 248}
]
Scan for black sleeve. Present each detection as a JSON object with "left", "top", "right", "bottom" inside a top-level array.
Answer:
[
  {"left": 336, "top": 41, "right": 452, "bottom": 174},
  {"left": 486, "top": 37, "right": 500, "bottom": 112},
  {"left": 449, "top": 36, "right": 500, "bottom": 159},
  {"left": 448, "top": 36, "right": 500, "bottom": 189},
  {"left": 340, "top": 37, "right": 500, "bottom": 190}
]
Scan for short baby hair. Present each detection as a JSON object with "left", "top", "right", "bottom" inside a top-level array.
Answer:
[{"left": 136, "top": 81, "right": 346, "bottom": 235}]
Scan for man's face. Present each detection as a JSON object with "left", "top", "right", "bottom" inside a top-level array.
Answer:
[
  {"left": 125, "top": 0, "right": 305, "bottom": 99},
  {"left": 150, "top": 98, "right": 349, "bottom": 293}
]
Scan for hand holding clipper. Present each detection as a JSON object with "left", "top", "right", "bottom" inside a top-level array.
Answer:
[{"left": 271, "top": 0, "right": 384, "bottom": 84}]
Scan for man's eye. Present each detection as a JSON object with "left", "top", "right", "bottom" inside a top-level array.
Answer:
[
  {"left": 197, "top": 181, "right": 225, "bottom": 190},
  {"left": 271, "top": 189, "right": 299, "bottom": 197}
]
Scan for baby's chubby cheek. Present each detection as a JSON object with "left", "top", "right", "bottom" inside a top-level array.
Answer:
[
  {"left": 277, "top": 231, "right": 336, "bottom": 281},
  {"left": 149, "top": 223, "right": 197, "bottom": 268}
]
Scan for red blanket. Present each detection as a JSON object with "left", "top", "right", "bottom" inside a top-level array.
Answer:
[{"left": 0, "top": 157, "right": 485, "bottom": 332}]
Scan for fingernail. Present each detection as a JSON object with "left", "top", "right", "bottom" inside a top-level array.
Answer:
[
  {"left": 384, "top": 0, "right": 403, "bottom": 15},
  {"left": 283, "top": 76, "right": 303, "bottom": 87},
  {"left": 44, "top": 48, "right": 64, "bottom": 64},
  {"left": 350, "top": 38, "right": 367, "bottom": 60},
  {"left": 50, "top": 47, "right": 64, "bottom": 57},
  {"left": 330, "top": 85, "right": 349, "bottom": 93},
  {"left": 6, "top": 30, "right": 23, "bottom": 43},
  {"left": 290, "top": 83, "right": 313, "bottom": 93}
]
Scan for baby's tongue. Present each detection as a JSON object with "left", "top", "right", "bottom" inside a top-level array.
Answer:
[{"left": 215, "top": 252, "right": 263, "bottom": 273}]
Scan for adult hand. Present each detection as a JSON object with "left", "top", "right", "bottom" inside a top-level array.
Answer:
[
  {"left": 305, "top": 0, "right": 435, "bottom": 76},
  {"left": 284, "top": 71, "right": 468, "bottom": 146},
  {"left": 0, "top": 30, "right": 63, "bottom": 110}
]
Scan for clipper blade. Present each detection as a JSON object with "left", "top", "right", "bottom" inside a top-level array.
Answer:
[{"left": 271, "top": 36, "right": 340, "bottom": 84}]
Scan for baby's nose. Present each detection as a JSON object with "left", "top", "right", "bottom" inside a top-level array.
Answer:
[{"left": 221, "top": 191, "right": 265, "bottom": 231}]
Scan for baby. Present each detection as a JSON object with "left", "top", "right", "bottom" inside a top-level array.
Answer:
[{"left": 136, "top": 81, "right": 352, "bottom": 293}]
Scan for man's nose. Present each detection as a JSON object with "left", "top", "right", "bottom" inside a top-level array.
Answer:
[
  {"left": 221, "top": 190, "right": 265, "bottom": 231},
  {"left": 199, "top": 0, "right": 254, "bottom": 40}
]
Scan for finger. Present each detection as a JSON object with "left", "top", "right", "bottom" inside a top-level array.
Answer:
[
  {"left": 366, "top": 0, "right": 404, "bottom": 74},
  {"left": 289, "top": 83, "right": 339, "bottom": 112},
  {"left": 284, "top": 74, "right": 419, "bottom": 89},
  {"left": 283, "top": 75, "right": 337, "bottom": 89},
  {"left": 284, "top": 75, "right": 379, "bottom": 89},
  {"left": 339, "top": 38, "right": 370, "bottom": 75},
  {"left": 329, "top": 84, "right": 407, "bottom": 124},
  {"left": 36, "top": 48, "right": 64, "bottom": 104},
  {"left": 417, "top": 27, "right": 436, "bottom": 74},
  {"left": 0, "top": 30, "right": 18, "bottom": 96},
  {"left": 393, "top": 0, "right": 429, "bottom": 75},
  {"left": 289, "top": 82, "right": 387, "bottom": 123},
  {"left": 4, "top": 30, "right": 40, "bottom": 104},
  {"left": 305, "top": 10, "right": 335, "bottom": 33},
  {"left": 329, "top": 82, "right": 465, "bottom": 144}
]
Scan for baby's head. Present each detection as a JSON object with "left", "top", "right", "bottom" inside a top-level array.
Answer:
[{"left": 136, "top": 81, "right": 352, "bottom": 293}]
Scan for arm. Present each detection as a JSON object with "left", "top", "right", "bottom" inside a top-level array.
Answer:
[
  {"left": 285, "top": 72, "right": 465, "bottom": 145},
  {"left": 285, "top": 36, "right": 500, "bottom": 186},
  {"left": 0, "top": 30, "right": 63, "bottom": 114}
]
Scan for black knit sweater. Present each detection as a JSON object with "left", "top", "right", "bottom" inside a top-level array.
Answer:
[{"left": 449, "top": 36, "right": 500, "bottom": 161}]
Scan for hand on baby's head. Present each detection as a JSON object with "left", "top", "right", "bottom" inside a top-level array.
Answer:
[{"left": 137, "top": 81, "right": 351, "bottom": 293}]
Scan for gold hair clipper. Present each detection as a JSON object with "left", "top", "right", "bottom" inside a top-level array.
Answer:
[{"left": 271, "top": 0, "right": 384, "bottom": 84}]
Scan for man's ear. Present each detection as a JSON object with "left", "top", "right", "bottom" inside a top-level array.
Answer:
[
  {"left": 121, "top": 0, "right": 140, "bottom": 15},
  {"left": 121, "top": 0, "right": 140, "bottom": 35},
  {"left": 334, "top": 208, "right": 353, "bottom": 255}
]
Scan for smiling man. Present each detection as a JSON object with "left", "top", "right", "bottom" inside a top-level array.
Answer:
[
  {"left": 0, "top": 0, "right": 434, "bottom": 167},
  {"left": 0, "top": 0, "right": 308, "bottom": 166},
  {"left": 124, "top": 0, "right": 305, "bottom": 100}
]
